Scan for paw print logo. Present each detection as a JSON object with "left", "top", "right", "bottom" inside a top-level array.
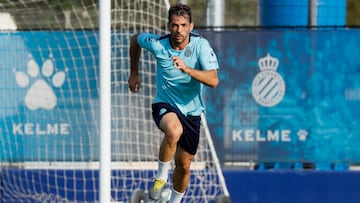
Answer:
[
  {"left": 297, "top": 129, "right": 308, "bottom": 141},
  {"left": 14, "top": 56, "right": 66, "bottom": 110}
]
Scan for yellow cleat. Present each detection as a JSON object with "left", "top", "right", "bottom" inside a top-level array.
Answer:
[{"left": 149, "top": 178, "right": 166, "bottom": 200}]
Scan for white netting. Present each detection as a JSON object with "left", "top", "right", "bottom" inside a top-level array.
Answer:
[
  {"left": 0, "top": 0, "right": 229, "bottom": 202},
  {"left": 0, "top": 1, "right": 100, "bottom": 202}
]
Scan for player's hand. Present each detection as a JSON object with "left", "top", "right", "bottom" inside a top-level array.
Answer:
[
  {"left": 128, "top": 74, "right": 141, "bottom": 92},
  {"left": 173, "top": 56, "right": 189, "bottom": 74}
]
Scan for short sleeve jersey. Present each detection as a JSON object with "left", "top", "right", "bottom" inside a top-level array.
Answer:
[{"left": 137, "top": 32, "right": 219, "bottom": 116}]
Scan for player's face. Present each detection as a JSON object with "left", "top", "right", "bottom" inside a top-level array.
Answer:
[{"left": 168, "top": 14, "right": 194, "bottom": 49}]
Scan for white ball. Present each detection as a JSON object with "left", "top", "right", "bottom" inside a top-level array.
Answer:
[{"left": 160, "top": 188, "right": 172, "bottom": 202}]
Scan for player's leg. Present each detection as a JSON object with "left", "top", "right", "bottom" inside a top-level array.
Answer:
[
  {"left": 150, "top": 112, "right": 183, "bottom": 200},
  {"left": 170, "top": 115, "right": 201, "bottom": 202},
  {"left": 158, "top": 112, "right": 183, "bottom": 162},
  {"left": 169, "top": 147, "right": 194, "bottom": 203}
]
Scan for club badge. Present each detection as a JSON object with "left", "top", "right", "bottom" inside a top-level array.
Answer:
[{"left": 252, "top": 53, "right": 285, "bottom": 107}]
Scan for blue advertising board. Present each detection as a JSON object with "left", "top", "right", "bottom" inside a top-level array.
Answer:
[
  {"left": 200, "top": 29, "right": 360, "bottom": 163},
  {"left": 1, "top": 30, "right": 360, "bottom": 165},
  {"left": 0, "top": 31, "right": 99, "bottom": 161}
]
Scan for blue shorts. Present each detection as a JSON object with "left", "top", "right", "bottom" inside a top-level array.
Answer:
[{"left": 152, "top": 102, "right": 201, "bottom": 155}]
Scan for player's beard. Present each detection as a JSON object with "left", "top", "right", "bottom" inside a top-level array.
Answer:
[{"left": 172, "top": 33, "right": 187, "bottom": 45}]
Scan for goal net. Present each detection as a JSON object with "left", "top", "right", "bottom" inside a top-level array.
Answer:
[{"left": 0, "top": 0, "right": 229, "bottom": 202}]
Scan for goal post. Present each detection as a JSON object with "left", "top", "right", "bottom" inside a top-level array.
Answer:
[
  {"left": 99, "top": 0, "right": 111, "bottom": 202},
  {"left": 0, "top": 0, "right": 230, "bottom": 202}
]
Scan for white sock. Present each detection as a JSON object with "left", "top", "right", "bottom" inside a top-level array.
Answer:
[
  {"left": 169, "top": 188, "right": 184, "bottom": 203},
  {"left": 156, "top": 160, "right": 171, "bottom": 181}
]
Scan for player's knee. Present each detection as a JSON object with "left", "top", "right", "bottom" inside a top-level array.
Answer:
[
  {"left": 164, "top": 123, "right": 182, "bottom": 145},
  {"left": 175, "top": 161, "right": 191, "bottom": 175},
  {"left": 175, "top": 156, "right": 192, "bottom": 175}
]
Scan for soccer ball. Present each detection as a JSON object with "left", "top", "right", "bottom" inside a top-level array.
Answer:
[{"left": 159, "top": 188, "right": 172, "bottom": 203}]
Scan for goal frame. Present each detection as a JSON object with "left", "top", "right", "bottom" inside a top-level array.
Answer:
[
  {"left": 99, "top": 0, "right": 111, "bottom": 202},
  {"left": 98, "top": 0, "right": 229, "bottom": 202}
]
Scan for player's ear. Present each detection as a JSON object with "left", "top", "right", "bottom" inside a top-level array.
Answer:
[{"left": 190, "top": 22, "right": 194, "bottom": 32}]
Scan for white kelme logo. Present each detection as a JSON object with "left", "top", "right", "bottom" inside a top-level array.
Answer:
[
  {"left": 252, "top": 53, "right": 285, "bottom": 107},
  {"left": 14, "top": 56, "right": 66, "bottom": 110}
]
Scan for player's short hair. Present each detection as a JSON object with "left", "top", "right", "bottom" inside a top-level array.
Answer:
[{"left": 168, "top": 3, "right": 192, "bottom": 23}]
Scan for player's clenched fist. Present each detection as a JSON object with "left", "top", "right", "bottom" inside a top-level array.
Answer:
[
  {"left": 128, "top": 74, "right": 140, "bottom": 92},
  {"left": 173, "top": 56, "right": 189, "bottom": 74}
]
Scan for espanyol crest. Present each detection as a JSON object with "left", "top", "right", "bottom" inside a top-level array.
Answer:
[{"left": 252, "top": 53, "right": 285, "bottom": 107}]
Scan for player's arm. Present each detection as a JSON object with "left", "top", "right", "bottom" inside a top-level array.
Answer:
[
  {"left": 128, "top": 33, "right": 141, "bottom": 92},
  {"left": 172, "top": 56, "right": 219, "bottom": 88}
]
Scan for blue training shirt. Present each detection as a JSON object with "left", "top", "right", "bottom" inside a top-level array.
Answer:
[{"left": 137, "top": 32, "right": 219, "bottom": 116}]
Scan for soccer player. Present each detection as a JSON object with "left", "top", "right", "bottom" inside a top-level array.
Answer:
[{"left": 128, "top": 3, "right": 219, "bottom": 202}]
